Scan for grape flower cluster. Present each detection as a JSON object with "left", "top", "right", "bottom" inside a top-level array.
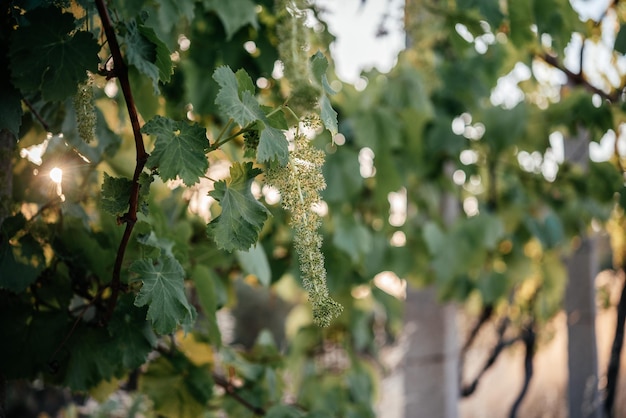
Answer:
[{"left": 265, "top": 131, "right": 342, "bottom": 327}]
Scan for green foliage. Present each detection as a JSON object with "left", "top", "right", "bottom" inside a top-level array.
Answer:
[
  {"left": 143, "top": 116, "right": 209, "bottom": 186},
  {"left": 207, "top": 162, "right": 271, "bottom": 252},
  {"left": 205, "top": 0, "right": 259, "bottom": 40},
  {"left": 139, "top": 353, "right": 213, "bottom": 418},
  {"left": 130, "top": 256, "right": 196, "bottom": 334},
  {"left": 4, "top": 0, "right": 626, "bottom": 416},
  {"left": 123, "top": 20, "right": 173, "bottom": 93},
  {"left": 0, "top": 232, "right": 45, "bottom": 293},
  {"left": 9, "top": 7, "right": 99, "bottom": 102},
  {"left": 101, "top": 174, "right": 133, "bottom": 216},
  {"left": 236, "top": 244, "right": 272, "bottom": 286},
  {"left": 213, "top": 66, "right": 290, "bottom": 164}
]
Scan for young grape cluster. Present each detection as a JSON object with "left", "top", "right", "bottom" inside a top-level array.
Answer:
[
  {"left": 243, "top": 126, "right": 260, "bottom": 158},
  {"left": 73, "top": 75, "right": 96, "bottom": 143}
]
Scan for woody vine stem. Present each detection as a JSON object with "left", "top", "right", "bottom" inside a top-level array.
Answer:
[{"left": 94, "top": 0, "right": 148, "bottom": 322}]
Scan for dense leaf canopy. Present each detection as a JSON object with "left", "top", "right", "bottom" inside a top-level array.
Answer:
[{"left": 2, "top": 0, "right": 626, "bottom": 416}]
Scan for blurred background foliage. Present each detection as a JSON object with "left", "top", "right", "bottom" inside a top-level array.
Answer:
[{"left": 3, "top": 0, "right": 626, "bottom": 417}]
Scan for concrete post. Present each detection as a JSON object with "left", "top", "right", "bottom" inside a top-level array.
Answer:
[
  {"left": 402, "top": 163, "right": 459, "bottom": 418},
  {"left": 563, "top": 129, "right": 601, "bottom": 418}
]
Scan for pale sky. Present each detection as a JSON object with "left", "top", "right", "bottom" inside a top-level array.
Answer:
[
  {"left": 315, "top": 0, "right": 405, "bottom": 83},
  {"left": 318, "top": 0, "right": 610, "bottom": 83}
]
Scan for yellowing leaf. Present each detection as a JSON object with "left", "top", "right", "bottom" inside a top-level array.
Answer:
[{"left": 175, "top": 330, "right": 214, "bottom": 366}]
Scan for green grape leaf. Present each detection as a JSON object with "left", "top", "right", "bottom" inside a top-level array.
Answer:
[
  {"left": 319, "top": 94, "right": 339, "bottom": 136},
  {"left": 0, "top": 234, "right": 45, "bottom": 293},
  {"left": 156, "top": 0, "right": 196, "bottom": 32},
  {"left": 258, "top": 124, "right": 289, "bottom": 165},
  {"left": 108, "top": 294, "right": 157, "bottom": 369},
  {"left": 214, "top": 66, "right": 289, "bottom": 163},
  {"left": 128, "top": 66, "right": 160, "bottom": 119},
  {"left": 101, "top": 172, "right": 152, "bottom": 216},
  {"left": 101, "top": 173, "right": 132, "bottom": 216},
  {"left": 205, "top": 0, "right": 258, "bottom": 40},
  {"left": 1, "top": 213, "right": 26, "bottom": 238},
  {"left": 507, "top": 0, "right": 534, "bottom": 47},
  {"left": 322, "top": 147, "right": 363, "bottom": 203},
  {"left": 310, "top": 51, "right": 337, "bottom": 95},
  {"left": 236, "top": 68, "right": 256, "bottom": 95},
  {"left": 124, "top": 20, "right": 172, "bottom": 94},
  {"left": 143, "top": 116, "right": 209, "bottom": 186},
  {"left": 457, "top": 0, "right": 504, "bottom": 28},
  {"left": 481, "top": 103, "right": 527, "bottom": 154},
  {"left": 533, "top": 0, "right": 583, "bottom": 52},
  {"left": 235, "top": 243, "right": 271, "bottom": 286},
  {"left": 310, "top": 52, "right": 339, "bottom": 135},
  {"left": 137, "top": 23, "right": 174, "bottom": 84},
  {"left": 138, "top": 172, "right": 154, "bottom": 214},
  {"left": 130, "top": 256, "right": 196, "bottom": 334},
  {"left": 478, "top": 271, "right": 509, "bottom": 305},
  {"left": 207, "top": 162, "right": 270, "bottom": 251},
  {"left": 54, "top": 218, "right": 116, "bottom": 285},
  {"left": 0, "top": 308, "right": 68, "bottom": 380},
  {"left": 0, "top": 81, "right": 22, "bottom": 136},
  {"left": 191, "top": 265, "right": 222, "bottom": 346},
  {"left": 265, "top": 106, "right": 289, "bottom": 130},
  {"left": 123, "top": 21, "right": 158, "bottom": 88},
  {"left": 9, "top": 7, "right": 99, "bottom": 102},
  {"left": 214, "top": 66, "right": 261, "bottom": 126},
  {"left": 137, "top": 231, "right": 175, "bottom": 258},
  {"left": 467, "top": 213, "right": 505, "bottom": 250},
  {"left": 332, "top": 214, "right": 373, "bottom": 264},
  {"left": 64, "top": 326, "right": 121, "bottom": 390},
  {"left": 422, "top": 222, "right": 446, "bottom": 254}
]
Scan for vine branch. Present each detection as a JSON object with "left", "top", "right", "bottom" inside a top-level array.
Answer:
[
  {"left": 508, "top": 322, "right": 536, "bottom": 418},
  {"left": 22, "top": 98, "right": 51, "bottom": 132},
  {"left": 212, "top": 372, "right": 266, "bottom": 416},
  {"left": 539, "top": 53, "right": 618, "bottom": 102},
  {"left": 604, "top": 269, "right": 626, "bottom": 417},
  {"left": 460, "top": 313, "right": 514, "bottom": 397},
  {"left": 95, "top": 0, "right": 148, "bottom": 322},
  {"left": 461, "top": 305, "right": 494, "bottom": 354}
]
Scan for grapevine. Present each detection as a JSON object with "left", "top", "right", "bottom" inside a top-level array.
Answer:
[{"left": 5, "top": 0, "right": 624, "bottom": 417}]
